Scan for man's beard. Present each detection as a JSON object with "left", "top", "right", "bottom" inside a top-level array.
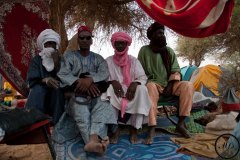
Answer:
[
  {"left": 150, "top": 36, "right": 167, "bottom": 53},
  {"left": 152, "top": 36, "right": 167, "bottom": 48}
]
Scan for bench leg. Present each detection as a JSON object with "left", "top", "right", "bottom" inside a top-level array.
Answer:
[{"left": 162, "top": 106, "right": 178, "bottom": 126}]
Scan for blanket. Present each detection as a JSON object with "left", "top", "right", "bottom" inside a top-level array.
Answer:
[{"left": 171, "top": 133, "right": 226, "bottom": 159}]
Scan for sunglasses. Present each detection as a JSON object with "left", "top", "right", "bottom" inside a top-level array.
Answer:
[{"left": 78, "top": 36, "right": 92, "bottom": 40}]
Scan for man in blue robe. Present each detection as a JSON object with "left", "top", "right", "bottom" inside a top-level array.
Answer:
[
  {"left": 25, "top": 29, "right": 65, "bottom": 125},
  {"left": 57, "top": 26, "right": 117, "bottom": 154}
]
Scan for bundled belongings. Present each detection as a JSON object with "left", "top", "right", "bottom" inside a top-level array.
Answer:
[
  {"left": 222, "top": 88, "right": 240, "bottom": 112},
  {"left": 204, "top": 88, "right": 240, "bottom": 135},
  {"left": 205, "top": 111, "right": 238, "bottom": 136}
]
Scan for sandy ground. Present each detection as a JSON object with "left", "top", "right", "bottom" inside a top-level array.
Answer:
[{"left": 0, "top": 143, "right": 52, "bottom": 160}]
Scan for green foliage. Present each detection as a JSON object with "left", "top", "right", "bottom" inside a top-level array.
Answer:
[
  {"left": 218, "top": 51, "right": 240, "bottom": 95},
  {"left": 176, "top": 36, "right": 216, "bottom": 67}
]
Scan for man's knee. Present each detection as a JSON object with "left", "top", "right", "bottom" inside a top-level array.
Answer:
[
  {"left": 181, "top": 81, "right": 194, "bottom": 92},
  {"left": 146, "top": 82, "right": 157, "bottom": 90}
]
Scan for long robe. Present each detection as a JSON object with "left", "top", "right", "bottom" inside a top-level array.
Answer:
[
  {"left": 101, "top": 55, "right": 151, "bottom": 129},
  {"left": 57, "top": 50, "right": 117, "bottom": 144},
  {"left": 25, "top": 55, "right": 65, "bottom": 125}
]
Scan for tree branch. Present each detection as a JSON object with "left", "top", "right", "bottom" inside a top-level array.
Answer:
[{"left": 114, "top": 0, "right": 135, "bottom": 5}]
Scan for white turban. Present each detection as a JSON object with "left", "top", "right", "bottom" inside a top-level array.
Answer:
[
  {"left": 37, "top": 29, "right": 60, "bottom": 72},
  {"left": 37, "top": 29, "right": 60, "bottom": 50}
]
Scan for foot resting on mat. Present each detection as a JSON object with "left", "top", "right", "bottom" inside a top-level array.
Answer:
[
  {"left": 130, "top": 127, "right": 138, "bottom": 144},
  {"left": 84, "top": 134, "right": 109, "bottom": 154},
  {"left": 175, "top": 124, "right": 191, "bottom": 138},
  {"left": 110, "top": 127, "right": 120, "bottom": 144},
  {"left": 144, "top": 126, "right": 155, "bottom": 145}
]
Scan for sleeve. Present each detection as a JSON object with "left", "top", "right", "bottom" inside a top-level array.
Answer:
[
  {"left": 169, "top": 47, "right": 181, "bottom": 81},
  {"left": 88, "top": 54, "right": 110, "bottom": 82},
  {"left": 105, "top": 57, "right": 114, "bottom": 81},
  {"left": 133, "top": 59, "right": 148, "bottom": 85},
  {"left": 27, "top": 56, "right": 44, "bottom": 88},
  {"left": 57, "top": 53, "right": 79, "bottom": 87},
  {"left": 169, "top": 47, "right": 181, "bottom": 73},
  {"left": 137, "top": 47, "right": 145, "bottom": 68},
  {"left": 138, "top": 46, "right": 152, "bottom": 81}
]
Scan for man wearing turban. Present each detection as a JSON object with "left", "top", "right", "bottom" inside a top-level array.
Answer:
[
  {"left": 101, "top": 31, "right": 151, "bottom": 144},
  {"left": 57, "top": 26, "right": 117, "bottom": 154},
  {"left": 25, "top": 29, "right": 65, "bottom": 125},
  {"left": 138, "top": 22, "right": 194, "bottom": 144}
]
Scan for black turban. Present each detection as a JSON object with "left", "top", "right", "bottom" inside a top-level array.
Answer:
[{"left": 147, "top": 22, "right": 165, "bottom": 40}]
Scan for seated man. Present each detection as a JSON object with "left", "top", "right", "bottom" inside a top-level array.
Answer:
[
  {"left": 57, "top": 26, "right": 117, "bottom": 155},
  {"left": 25, "top": 29, "right": 65, "bottom": 125},
  {"left": 101, "top": 32, "right": 151, "bottom": 144},
  {"left": 138, "top": 22, "right": 194, "bottom": 144}
]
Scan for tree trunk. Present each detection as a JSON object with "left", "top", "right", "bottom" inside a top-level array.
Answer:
[{"left": 49, "top": 0, "right": 68, "bottom": 54}]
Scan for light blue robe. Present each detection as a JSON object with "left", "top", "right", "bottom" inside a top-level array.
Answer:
[{"left": 57, "top": 50, "right": 117, "bottom": 144}]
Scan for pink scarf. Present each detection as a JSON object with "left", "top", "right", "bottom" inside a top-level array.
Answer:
[{"left": 111, "top": 32, "right": 132, "bottom": 118}]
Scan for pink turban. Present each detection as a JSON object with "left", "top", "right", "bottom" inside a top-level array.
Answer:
[
  {"left": 111, "top": 32, "right": 132, "bottom": 118},
  {"left": 111, "top": 32, "right": 132, "bottom": 47}
]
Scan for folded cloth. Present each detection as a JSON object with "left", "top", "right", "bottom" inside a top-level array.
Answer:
[{"left": 171, "top": 133, "right": 226, "bottom": 159}]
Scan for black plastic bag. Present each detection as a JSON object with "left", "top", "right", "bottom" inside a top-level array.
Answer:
[{"left": 0, "top": 108, "right": 49, "bottom": 135}]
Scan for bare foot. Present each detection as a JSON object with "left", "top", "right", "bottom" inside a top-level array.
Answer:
[
  {"left": 101, "top": 136, "right": 110, "bottom": 152},
  {"left": 144, "top": 126, "right": 155, "bottom": 145},
  {"left": 130, "top": 127, "right": 138, "bottom": 144},
  {"left": 176, "top": 124, "right": 191, "bottom": 138},
  {"left": 84, "top": 141, "right": 105, "bottom": 154},
  {"left": 110, "top": 128, "right": 120, "bottom": 144}
]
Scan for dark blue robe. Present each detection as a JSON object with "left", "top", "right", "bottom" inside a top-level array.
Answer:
[{"left": 25, "top": 55, "right": 65, "bottom": 124}]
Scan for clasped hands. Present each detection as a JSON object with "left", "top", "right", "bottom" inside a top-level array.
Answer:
[
  {"left": 111, "top": 80, "right": 139, "bottom": 101},
  {"left": 162, "top": 80, "right": 178, "bottom": 97},
  {"left": 74, "top": 77, "right": 100, "bottom": 97}
]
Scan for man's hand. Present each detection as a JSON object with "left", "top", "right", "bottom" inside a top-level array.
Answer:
[
  {"left": 87, "top": 83, "right": 100, "bottom": 97},
  {"left": 126, "top": 82, "right": 139, "bottom": 101},
  {"left": 111, "top": 80, "right": 124, "bottom": 97},
  {"left": 74, "top": 77, "right": 93, "bottom": 94},
  {"left": 42, "top": 77, "right": 60, "bottom": 89},
  {"left": 162, "top": 80, "right": 176, "bottom": 97}
]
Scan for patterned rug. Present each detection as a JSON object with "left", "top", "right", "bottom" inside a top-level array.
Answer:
[
  {"left": 0, "top": 2, "right": 49, "bottom": 97},
  {"left": 54, "top": 133, "right": 211, "bottom": 160},
  {"left": 54, "top": 110, "right": 209, "bottom": 160}
]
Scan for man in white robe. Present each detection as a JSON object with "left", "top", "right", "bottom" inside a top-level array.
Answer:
[{"left": 101, "top": 32, "right": 151, "bottom": 144}]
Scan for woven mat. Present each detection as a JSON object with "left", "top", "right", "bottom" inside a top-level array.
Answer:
[{"left": 156, "top": 110, "right": 207, "bottom": 134}]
